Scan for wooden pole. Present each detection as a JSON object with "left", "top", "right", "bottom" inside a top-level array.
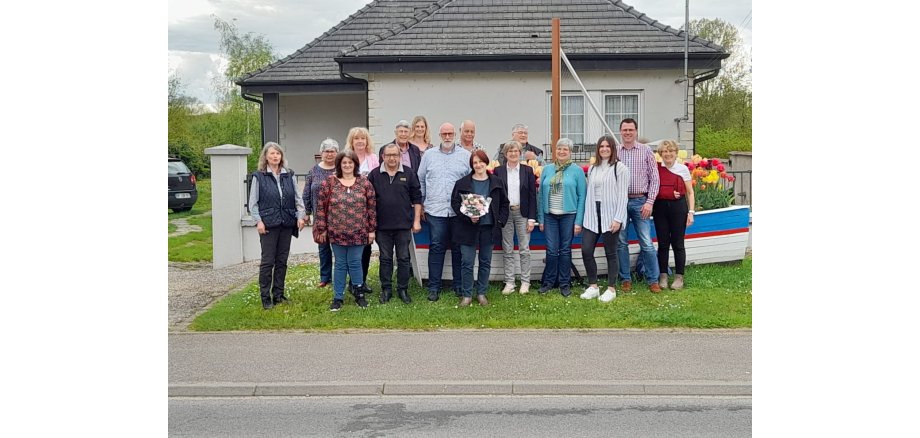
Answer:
[{"left": 551, "top": 18, "right": 560, "bottom": 160}]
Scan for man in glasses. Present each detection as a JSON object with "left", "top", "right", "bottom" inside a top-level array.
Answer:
[
  {"left": 495, "top": 123, "right": 544, "bottom": 166},
  {"left": 417, "top": 122, "right": 472, "bottom": 301},
  {"left": 367, "top": 143, "right": 423, "bottom": 304},
  {"left": 382, "top": 119, "right": 422, "bottom": 173}
]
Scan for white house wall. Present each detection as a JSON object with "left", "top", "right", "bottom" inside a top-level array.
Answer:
[
  {"left": 279, "top": 93, "right": 366, "bottom": 171},
  {"left": 367, "top": 70, "right": 694, "bottom": 158}
]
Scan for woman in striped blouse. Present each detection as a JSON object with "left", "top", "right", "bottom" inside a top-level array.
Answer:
[{"left": 579, "top": 135, "right": 630, "bottom": 303}]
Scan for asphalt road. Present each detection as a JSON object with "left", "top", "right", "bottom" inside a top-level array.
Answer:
[{"left": 169, "top": 395, "right": 752, "bottom": 437}]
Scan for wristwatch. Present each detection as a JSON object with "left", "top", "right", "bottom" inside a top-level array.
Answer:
[{"left": 688, "top": 210, "right": 695, "bottom": 214}]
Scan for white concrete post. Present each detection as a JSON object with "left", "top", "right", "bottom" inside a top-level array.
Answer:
[{"left": 205, "top": 145, "right": 252, "bottom": 268}]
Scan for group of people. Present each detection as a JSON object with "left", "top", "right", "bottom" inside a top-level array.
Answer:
[{"left": 249, "top": 117, "right": 695, "bottom": 312}]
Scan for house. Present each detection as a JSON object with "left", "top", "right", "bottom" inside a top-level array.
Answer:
[{"left": 236, "top": 0, "right": 727, "bottom": 167}]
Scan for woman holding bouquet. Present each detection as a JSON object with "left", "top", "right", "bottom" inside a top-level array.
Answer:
[
  {"left": 450, "top": 150, "right": 509, "bottom": 307},
  {"left": 653, "top": 140, "right": 695, "bottom": 290},
  {"left": 536, "top": 138, "right": 587, "bottom": 297}
]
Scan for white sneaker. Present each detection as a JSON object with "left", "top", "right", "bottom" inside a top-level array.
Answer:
[
  {"left": 580, "top": 285, "right": 600, "bottom": 299},
  {"left": 502, "top": 283, "right": 516, "bottom": 295},
  {"left": 519, "top": 282, "right": 530, "bottom": 294},
  {"left": 599, "top": 289, "right": 616, "bottom": 303}
]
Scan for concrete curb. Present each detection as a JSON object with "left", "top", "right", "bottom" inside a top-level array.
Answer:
[{"left": 169, "top": 380, "right": 751, "bottom": 397}]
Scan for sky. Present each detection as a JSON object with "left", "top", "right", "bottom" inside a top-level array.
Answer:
[{"left": 168, "top": 0, "right": 753, "bottom": 107}]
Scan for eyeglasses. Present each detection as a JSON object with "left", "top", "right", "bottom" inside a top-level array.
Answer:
[
  {"left": 439, "top": 132, "right": 454, "bottom": 136},
  {"left": 322, "top": 149, "right": 338, "bottom": 153},
  {"left": 383, "top": 153, "right": 400, "bottom": 158}
]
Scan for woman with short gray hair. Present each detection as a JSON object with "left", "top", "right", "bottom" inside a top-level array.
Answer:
[
  {"left": 303, "top": 138, "right": 340, "bottom": 288},
  {"left": 536, "top": 138, "right": 586, "bottom": 297},
  {"left": 493, "top": 140, "right": 538, "bottom": 295}
]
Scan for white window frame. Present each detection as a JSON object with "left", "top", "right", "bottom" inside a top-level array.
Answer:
[{"left": 603, "top": 92, "right": 641, "bottom": 144}]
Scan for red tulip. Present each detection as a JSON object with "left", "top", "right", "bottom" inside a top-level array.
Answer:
[
  {"left": 711, "top": 158, "right": 721, "bottom": 166},
  {"left": 727, "top": 175, "right": 736, "bottom": 182},
  {"left": 700, "top": 159, "right": 709, "bottom": 167},
  {"left": 687, "top": 162, "right": 696, "bottom": 170},
  {"left": 716, "top": 164, "right": 725, "bottom": 172},
  {"left": 582, "top": 165, "right": 589, "bottom": 174}
]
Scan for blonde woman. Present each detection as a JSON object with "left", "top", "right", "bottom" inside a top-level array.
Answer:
[
  {"left": 345, "top": 127, "right": 380, "bottom": 283},
  {"left": 409, "top": 115, "right": 433, "bottom": 154},
  {"left": 345, "top": 127, "right": 379, "bottom": 177},
  {"left": 653, "top": 140, "right": 695, "bottom": 290}
]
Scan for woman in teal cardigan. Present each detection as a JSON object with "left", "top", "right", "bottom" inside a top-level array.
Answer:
[{"left": 536, "top": 138, "right": 587, "bottom": 297}]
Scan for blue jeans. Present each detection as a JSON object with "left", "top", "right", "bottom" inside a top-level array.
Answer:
[
  {"left": 331, "top": 244, "right": 365, "bottom": 300},
  {"left": 427, "top": 215, "right": 461, "bottom": 293},
  {"left": 459, "top": 226, "right": 493, "bottom": 297},
  {"left": 617, "top": 197, "right": 660, "bottom": 284},
  {"left": 541, "top": 213, "right": 575, "bottom": 289},
  {"left": 317, "top": 242, "right": 332, "bottom": 283}
]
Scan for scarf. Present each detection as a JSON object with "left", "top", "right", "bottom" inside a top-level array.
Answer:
[{"left": 549, "top": 159, "right": 574, "bottom": 196}]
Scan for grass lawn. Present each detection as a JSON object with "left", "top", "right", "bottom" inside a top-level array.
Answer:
[
  {"left": 189, "top": 257, "right": 752, "bottom": 331},
  {"left": 169, "top": 179, "right": 213, "bottom": 262}
]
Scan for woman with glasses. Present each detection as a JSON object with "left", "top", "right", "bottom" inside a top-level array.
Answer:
[
  {"left": 653, "top": 140, "right": 695, "bottom": 290},
  {"left": 303, "top": 138, "right": 340, "bottom": 288},
  {"left": 493, "top": 140, "right": 538, "bottom": 295},
  {"left": 536, "top": 138, "right": 586, "bottom": 297}
]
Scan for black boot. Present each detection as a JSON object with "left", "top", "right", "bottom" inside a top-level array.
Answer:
[
  {"left": 352, "top": 284, "right": 368, "bottom": 308},
  {"left": 397, "top": 289, "right": 412, "bottom": 304},
  {"left": 380, "top": 289, "right": 392, "bottom": 304}
]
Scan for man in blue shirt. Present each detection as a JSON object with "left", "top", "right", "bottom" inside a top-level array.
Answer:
[{"left": 418, "top": 122, "right": 472, "bottom": 301}]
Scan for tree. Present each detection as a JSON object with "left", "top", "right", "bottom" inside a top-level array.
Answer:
[
  {"left": 688, "top": 18, "right": 751, "bottom": 97},
  {"left": 212, "top": 16, "right": 276, "bottom": 163},
  {"left": 168, "top": 74, "right": 210, "bottom": 175},
  {"left": 686, "top": 18, "right": 752, "bottom": 154}
]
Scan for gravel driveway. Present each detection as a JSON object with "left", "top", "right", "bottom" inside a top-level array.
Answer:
[{"left": 168, "top": 253, "right": 316, "bottom": 331}]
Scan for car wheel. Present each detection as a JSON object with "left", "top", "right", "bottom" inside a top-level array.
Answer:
[{"left": 171, "top": 207, "right": 192, "bottom": 213}]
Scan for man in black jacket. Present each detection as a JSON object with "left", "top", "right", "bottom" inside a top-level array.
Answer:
[
  {"left": 380, "top": 120, "right": 422, "bottom": 173},
  {"left": 367, "top": 143, "right": 423, "bottom": 304},
  {"left": 495, "top": 123, "right": 544, "bottom": 166}
]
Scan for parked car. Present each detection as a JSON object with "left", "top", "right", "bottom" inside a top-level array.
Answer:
[{"left": 168, "top": 157, "right": 198, "bottom": 212}]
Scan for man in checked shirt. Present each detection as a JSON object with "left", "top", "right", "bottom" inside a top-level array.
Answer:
[{"left": 615, "top": 118, "right": 662, "bottom": 293}]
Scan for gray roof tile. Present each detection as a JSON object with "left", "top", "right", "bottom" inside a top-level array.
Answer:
[{"left": 240, "top": 0, "right": 724, "bottom": 85}]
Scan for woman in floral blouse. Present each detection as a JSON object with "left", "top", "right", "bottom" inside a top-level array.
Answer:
[{"left": 313, "top": 150, "right": 377, "bottom": 311}]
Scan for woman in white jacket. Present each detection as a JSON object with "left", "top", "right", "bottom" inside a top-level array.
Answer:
[{"left": 580, "top": 135, "right": 630, "bottom": 303}]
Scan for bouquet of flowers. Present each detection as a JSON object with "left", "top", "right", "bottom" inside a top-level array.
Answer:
[{"left": 460, "top": 193, "right": 491, "bottom": 218}]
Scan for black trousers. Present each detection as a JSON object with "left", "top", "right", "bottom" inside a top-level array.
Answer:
[
  {"left": 362, "top": 245, "right": 372, "bottom": 283},
  {"left": 258, "top": 225, "right": 294, "bottom": 305},
  {"left": 653, "top": 199, "right": 689, "bottom": 275},
  {"left": 581, "top": 201, "right": 620, "bottom": 284},
  {"left": 376, "top": 229, "right": 412, "bottom": 292}
]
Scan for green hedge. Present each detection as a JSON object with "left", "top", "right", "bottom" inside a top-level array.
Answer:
[{"left": 695, "top": 126, "right": 752, "bottom": 159}]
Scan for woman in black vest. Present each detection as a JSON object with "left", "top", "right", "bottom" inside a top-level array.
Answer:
[{"left": 248, "top": 142, "right": 306, "bottom": 309}]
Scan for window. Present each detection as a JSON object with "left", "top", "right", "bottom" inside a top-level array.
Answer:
[
  {"left": 604, "top": 94, "right": 639, "bottom": 143},
  {"left": 561, "top": 95, "right": 584, "bottom": 145}
]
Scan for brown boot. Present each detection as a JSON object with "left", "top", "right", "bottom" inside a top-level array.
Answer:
[
  {"left": 671, "top": 274, "right": 684, "bottom": 290},
  {"left": 658, "top": 273, "right": 669, "bottom": 290}
]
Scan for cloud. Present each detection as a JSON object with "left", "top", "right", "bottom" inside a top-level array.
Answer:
[{"left": 168, "top": 0, "right": 751, "bottom": 105}]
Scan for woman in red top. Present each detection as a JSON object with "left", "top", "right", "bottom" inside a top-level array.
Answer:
[
  {"left": 314, "top": 150, "right": 377, "bottom": 311},
  {"left": 652, "top": 140, "right": 695, "bottom": 290}
]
